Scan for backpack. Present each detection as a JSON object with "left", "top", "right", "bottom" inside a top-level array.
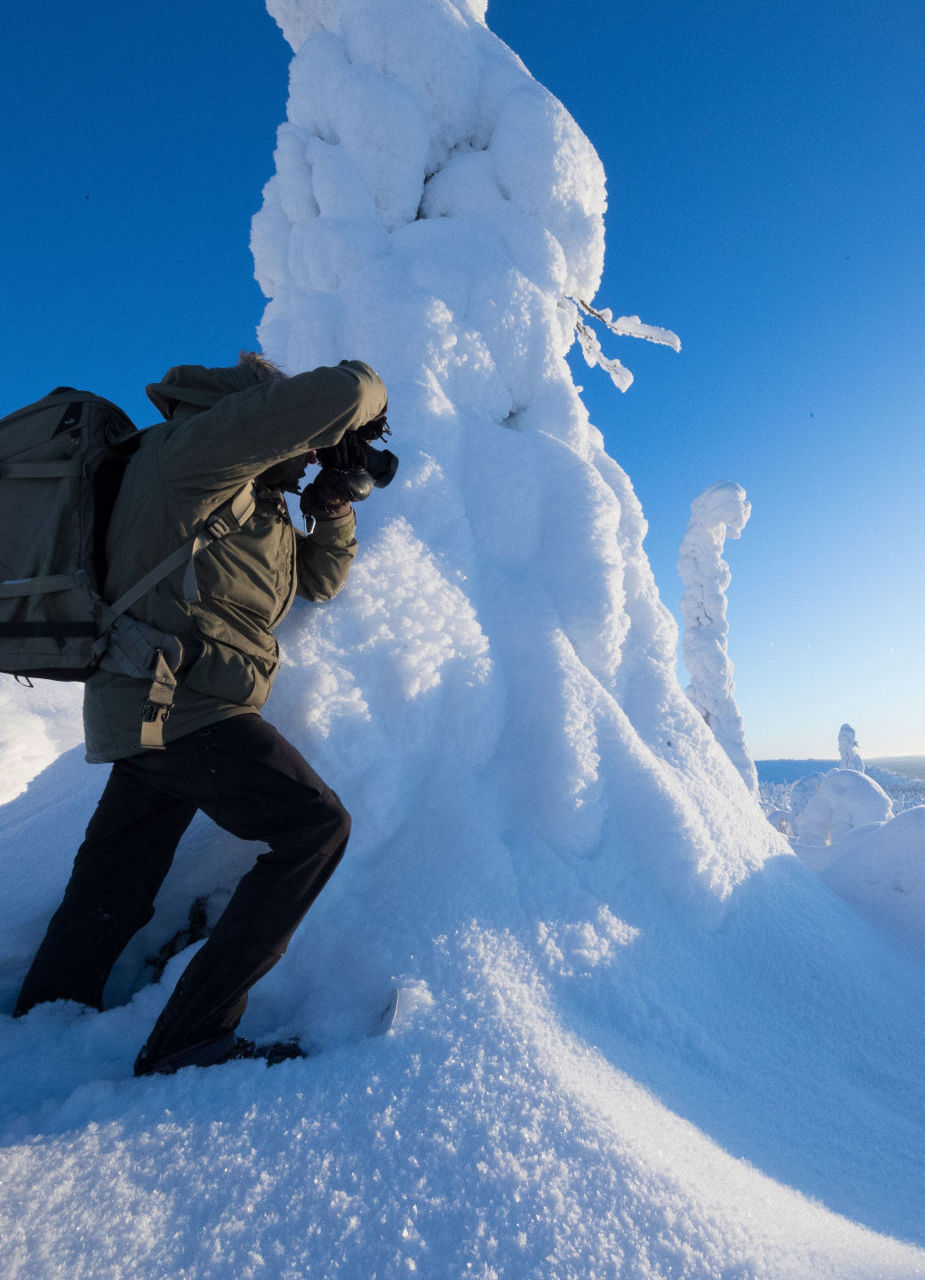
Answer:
[{"left": 0, "top": 388, "right": 255, "bottom": 748}]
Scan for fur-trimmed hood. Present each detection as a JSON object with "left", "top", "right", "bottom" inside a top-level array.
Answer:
[{"left": 146, "top": 353, "right": 285, "bottom": 420}]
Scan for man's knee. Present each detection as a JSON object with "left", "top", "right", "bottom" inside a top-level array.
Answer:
[
  {"left": 308, "top": 787, "right": 351, "bottom": 859},
  {"left": 270, "top": 786, "right": 351, "bottom": 864},
  {"left": 326, "top": 790, "right": 351, "bottom": 845}
]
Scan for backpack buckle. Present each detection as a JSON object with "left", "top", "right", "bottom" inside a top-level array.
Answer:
[{"left": 206, "top": 515, "right": 232, "bottom": 538}]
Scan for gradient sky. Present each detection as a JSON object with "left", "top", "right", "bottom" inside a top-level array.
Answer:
[{"left": 2, "top": 0, "right": 922, "bottom": 758}]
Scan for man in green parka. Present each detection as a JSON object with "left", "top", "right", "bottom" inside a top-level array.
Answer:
[{"left": 15, "top": 352, "right": 389, "bottom": 1075}]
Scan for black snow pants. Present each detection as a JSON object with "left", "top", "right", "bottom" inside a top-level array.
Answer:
[{"left": 14, "top": 715, "right": 350, "bottom": 1065}]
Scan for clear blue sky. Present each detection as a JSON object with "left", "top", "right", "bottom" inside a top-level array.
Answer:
[{"left": 2, "top": 0, "right": 922, "bottom": 758}]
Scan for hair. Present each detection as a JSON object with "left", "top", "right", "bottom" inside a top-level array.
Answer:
[{"left": 238, "top": 350, "right": 288, "bottom": 382}]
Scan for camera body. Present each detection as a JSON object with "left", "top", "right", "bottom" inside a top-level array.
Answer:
[
  {"left": 324, "top": 445, "right": 398, "bottom": 503},
  {"left": 306, "top": 430, "right": 399, "bottom": 509},
  {"left": 363, "top": 444, "right": 399, "bottom": 489}
]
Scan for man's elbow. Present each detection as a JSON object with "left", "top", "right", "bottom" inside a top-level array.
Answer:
[
  {"left": 311, "top": 579, "right": 346, "bottom": 603},
  {"left": 297, "top": 571, "right": 352, "bottom": 603}
]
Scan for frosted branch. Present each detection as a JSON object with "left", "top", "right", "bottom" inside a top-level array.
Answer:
[
  {"left": 575, "top": 319, "right": 634, "bottom": 392},
  {"left": 574, "top": 297, "right": 682, "bottom": 353},
  {"left": 567, "top": 297, "right": 681, "bottom": 393}
]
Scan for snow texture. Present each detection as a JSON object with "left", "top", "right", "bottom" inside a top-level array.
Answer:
[
  {"left": 2, "top": 2, "right": 925, "bottom": 1277},
  {"left": 678, "top": 481, "right": 759, "bottom": 796}
]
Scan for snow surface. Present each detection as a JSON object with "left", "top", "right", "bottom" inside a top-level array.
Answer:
[{"left": 2, "top": 1, "right": 925, "bottom": 1276}]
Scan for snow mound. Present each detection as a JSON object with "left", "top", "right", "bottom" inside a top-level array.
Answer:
[
  {"left": 0, "top": 679, "right": 82, "bottom": 805},
  {"left": 817, "top": 805, "right": 925, "bottom": 956},
  {"left": 795, "top": 768, "right": 894, "bottom": 849}
]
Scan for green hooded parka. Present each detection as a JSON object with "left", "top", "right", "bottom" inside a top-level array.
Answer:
[{"left": 83, "top": 358, "right": 387, "bottom": 762}]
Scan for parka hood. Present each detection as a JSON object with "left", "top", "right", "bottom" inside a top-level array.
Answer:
[{"left": 145, "top": 363, "right": 263, "bottom": 420}]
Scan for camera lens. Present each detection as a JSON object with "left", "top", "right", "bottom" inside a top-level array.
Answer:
[{"left": 365, "top": 446, "right": 399, "bottom": 488}]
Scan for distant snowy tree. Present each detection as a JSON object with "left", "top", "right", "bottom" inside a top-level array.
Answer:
[
  {"left": 838, "top": 723, "right": 865, "bottom": 772},
  {"left": 678, "top": 481, "right": 758, "bottom": 796}
]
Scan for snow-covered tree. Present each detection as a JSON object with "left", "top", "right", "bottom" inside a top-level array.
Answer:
[
  {"left": 838, "top": 722, "right": 865, "bottom": 772},
  {"left": 677, "top": 481, "right": 758, "bottom": 795},
  {"left": 1, "top": 3, "right": 923, "bottom": 1272}
]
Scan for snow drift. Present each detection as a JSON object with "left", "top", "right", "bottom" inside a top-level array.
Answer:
[{"left": 1, "top": 1, "right": 924, "bottom": 1276}]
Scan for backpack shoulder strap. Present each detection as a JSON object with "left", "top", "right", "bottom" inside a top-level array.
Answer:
[
  {"left": 95, "top": 480, "right": 258, "bottom": 753},
  {"left": 101, "top": 480, "right": 257, "bottom": 624},
  {"left": 102, "top": 481, "right": 254, "bottom": 624},
  {"left": 179, "top": 481, "right": 258, "bottom": 605}
]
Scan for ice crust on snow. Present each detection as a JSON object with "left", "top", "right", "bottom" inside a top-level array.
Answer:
[{"left": 1, "top": 1, "right": 925, "bottom": 1277}]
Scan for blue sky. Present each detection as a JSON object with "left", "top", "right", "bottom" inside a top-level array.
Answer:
[{"left": 2, "top": 0, "right": 922, "bottom": 758}]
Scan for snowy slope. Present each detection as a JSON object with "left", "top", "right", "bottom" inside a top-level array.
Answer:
[{"left": 1, "top": 1, "right": 924, "bottom": 1276}]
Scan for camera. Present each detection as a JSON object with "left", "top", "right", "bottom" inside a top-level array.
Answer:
[
  {"left": 307, "top": 431, "right": 400, "bottom": 508},
  {"left": 364, "top": 444, "right": 399, "bottom": 489}
]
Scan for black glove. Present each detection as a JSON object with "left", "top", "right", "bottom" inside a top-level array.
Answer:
[
  {"left": 304, "top": 412, "right": 396, "bottom": 522},
  {"left": 300, "top": 468, "right": 358, "bottom": 521},
  {"left": 314, "top": 431, "right": 371, "bottom": 473}
]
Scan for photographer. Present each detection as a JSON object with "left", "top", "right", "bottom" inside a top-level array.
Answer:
[{"left": 15, "top": 352, "right": 392, "bottom": 1075}]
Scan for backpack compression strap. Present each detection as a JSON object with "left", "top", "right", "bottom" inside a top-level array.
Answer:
[
  {"left": 139, "top": 649, "right": 179, "bottom": 751},
  {"left": 0, "top": 460, "right": 89, "bottom": 611}
]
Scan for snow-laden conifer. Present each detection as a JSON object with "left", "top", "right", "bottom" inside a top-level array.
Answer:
[{"left": 677, "top": 481, "right": 758, "bottom": 795}]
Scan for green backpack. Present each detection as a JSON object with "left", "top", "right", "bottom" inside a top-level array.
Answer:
[{"left": 0, "top": 388, "right": 254, "bottom": 748}]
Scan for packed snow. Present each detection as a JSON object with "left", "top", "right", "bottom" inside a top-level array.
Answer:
[{"left": 2, "top": 1, "right": 924, "bottom": 1277}]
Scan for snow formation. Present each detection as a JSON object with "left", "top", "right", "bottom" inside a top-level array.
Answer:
[
  {"left": 678, "top": 480, "right": 759, "bottom": 795},
  {"left": 1, "top": 2, "right": 924, "bottom": 1277}
]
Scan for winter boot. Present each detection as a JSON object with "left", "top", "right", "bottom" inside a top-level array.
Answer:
[{"left": 134, "top": 1031, "right": 306, "bottom": 1076}]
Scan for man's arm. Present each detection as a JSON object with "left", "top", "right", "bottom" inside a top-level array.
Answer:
[
  {"left": 294, "top": 511, "right": 358, "bottom": 601},
  {"left": 160, "top": 362, "right": 387, "bottom": 494}
]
